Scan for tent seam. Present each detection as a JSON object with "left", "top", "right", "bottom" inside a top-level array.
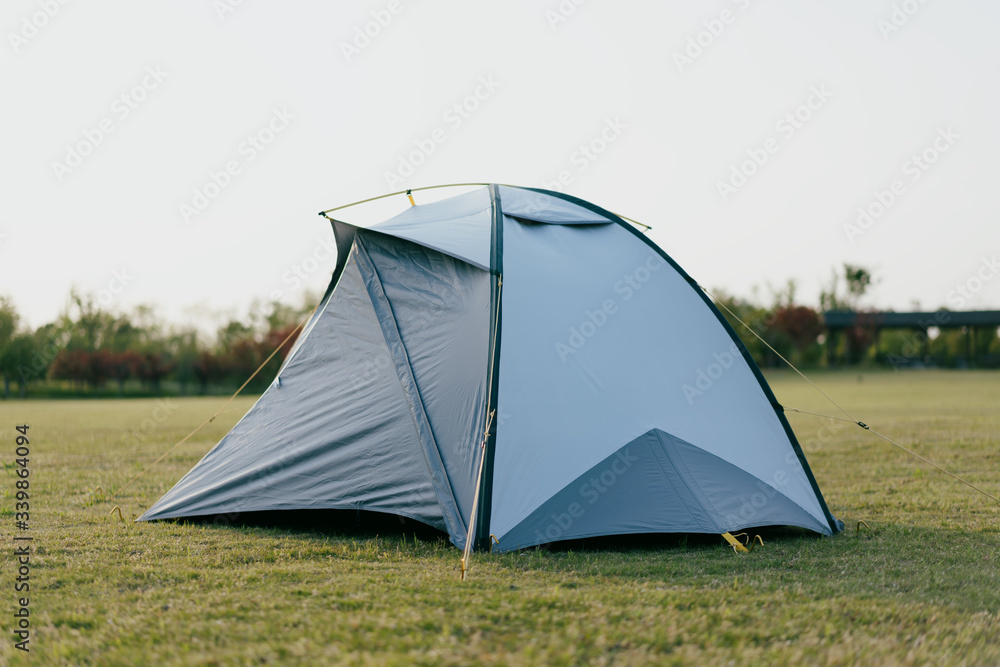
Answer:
[
  {"left": 663, "top": 429, "right": 830, "bottom": 535},
  {"left": 518, "top": 185, "right": 838, "bottom": 534},
  {"left": 473, "top": 184, "right": 504, "bottom": 550},
  {"left": 645, "top": 431, "right": 726, "bottom": 533},
  {"left": 353, "top": 235, "right": 466, "bottom": 538}
]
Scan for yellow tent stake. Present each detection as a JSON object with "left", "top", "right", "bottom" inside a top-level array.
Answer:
[
  {"left": 110, "top": 506, "right": 125, "bottom": 523},
  {"left": 722, "top": 532, "right": 762, "bottom": 553},
  {"left": 732, "top": 532, "right": 764, "bottom": 552},
  {"left": 722, "top": 532, "right": 749, "bottom": 553},
  {"left": 708, "top": 287, "right": 1000, "bottom": 511}
]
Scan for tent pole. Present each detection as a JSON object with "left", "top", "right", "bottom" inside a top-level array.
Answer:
[
  {"left": 463, "top": 192, "right": 504, "bottom": 577},
  {"left": 460, "top": 409, "right": 495, "bottom": 580}
]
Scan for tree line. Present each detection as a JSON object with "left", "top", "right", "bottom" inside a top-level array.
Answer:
[
  {"left": 714, "top": 264, "right": 1000, "bottom": 368},
  {"left": 1, "top": 264, "right": 997, "bottom": 399},
  {"left": 0, "top": 289, "right": 314, "bottom": 399}
]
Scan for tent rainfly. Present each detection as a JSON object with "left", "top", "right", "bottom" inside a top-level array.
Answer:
[{"left": 140, "top": 184, "right": 843, "bottom": 551}]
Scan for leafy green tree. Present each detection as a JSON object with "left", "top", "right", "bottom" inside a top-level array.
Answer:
[
  {"left": 0, "top": 297, "right": 19, "bottom": 397},
  {"left": 772, "top": 305, "right": 824, "bottom": 366},
  {"left": 217, "top": 319, "right": 256, "bottom": 352},
  {"left": 194, "top": 351, "right": 224, "bottom": 394},
  {"left": 3, "top": 334, "right": 37, "bottom": 397},
  {"left": 107, "top": 350, "right": 139, "bottom": 396},
  {"left": 0, "top": 301, "right": 55, "bottom": 398},
  {"left": 25, "top": 323, "right": 62, "bottom": 387},
  {"left": 711, "top": 289, "right": 772, "bottom": 367},
  {"left": 58, "top": 291, "right": 139, "bottom": 346},
  {"left": 168, "top": 329, "right": 201, "bottom": 395},
  {"left": 50, "top": 349, "right": 89, "bottom": 390},
  {"left": 820, "top": 264, "right": 877, "bottom": 365},
  {"left": 844, "top": 264, "right": 873, "bottom": 306},
  {"left": 134, "top": 351, "right": 174, "bottom": 392}
]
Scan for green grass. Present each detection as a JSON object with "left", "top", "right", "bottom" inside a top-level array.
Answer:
[{"left": 1, "top": 370, "right": 998, "bottom": 665}]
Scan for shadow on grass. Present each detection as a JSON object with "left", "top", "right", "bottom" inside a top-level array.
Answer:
[
  {"left": 175, "top": 510, "right": 825, "bottom": 559},
  {"left": 492, "top": 523, "right": 1000, "bottom": 613},
  {"left": 169, "top": 510, "right": 1000, "bottom": 612},
  {"left": 176, "top": 510, "right": 821, "bottom": 554},
  {"left": 178, "top": 508, "right": 451, "bottom": 543},
  {"left": 538, "top": 525, "right": 818, "bottom": 553}
]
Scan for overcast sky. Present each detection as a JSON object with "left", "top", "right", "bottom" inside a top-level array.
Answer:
[{"left": 3, "top": 0, "right": 999, "bottom": 331}]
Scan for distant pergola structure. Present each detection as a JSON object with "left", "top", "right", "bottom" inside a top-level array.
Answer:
[{"left": 822, "top": 310, "right": 1000, "bottom": 366}]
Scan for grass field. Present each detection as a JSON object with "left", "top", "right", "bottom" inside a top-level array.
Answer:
[{"left": 1, "top": 370, "right": 998, "bottom": 665}]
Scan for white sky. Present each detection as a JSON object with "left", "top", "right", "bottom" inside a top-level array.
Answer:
[{"left": 3, "top": 0, "right": 999, "bottom": 332}]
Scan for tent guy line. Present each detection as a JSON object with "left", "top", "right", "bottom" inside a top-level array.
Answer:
[
  {"left": 782, "top": 407, "right": 1000, "bottom": 506},
  {"left": 111, "top": 184, "right": 645, "bottom": 518},
  {"left": 112, "top": 184, "right": 995, "bottom": 560},
  {"left": 703, "top": 284, "right": 856, "bottom": 423},
  {"left": 319, "top": 182, "right": 653, "bottom": 230},
  {"left": 110, "top": 310, "right": 314, "bottom": 502},
  {"left": 138, "top": 184, "right": 840, "bottom": 554},
  {"left": 708, "top": 290, "right": 1000, "bottom": 508}
]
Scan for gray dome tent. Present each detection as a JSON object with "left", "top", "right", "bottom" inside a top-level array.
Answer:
[{"left": 140, "top": 184, "right": 841, "bottom": 551}]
